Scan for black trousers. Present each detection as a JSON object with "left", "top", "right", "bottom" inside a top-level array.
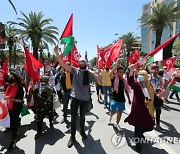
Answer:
[
  {"left": 9, "top": 103, "right": 23, "bottom": 140},
  {"left": 70, "top": 98, "right": 88, "bottom": 139},
  {"left": 36, "top": 115, "right": 53, "bottom": 133},
  {"left": 155, "top": 108, "right": 161, "bottom": 126}
]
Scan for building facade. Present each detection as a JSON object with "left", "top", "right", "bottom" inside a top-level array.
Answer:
[{"left": 141, "top": 0, "right": 180, "bottom": 53}]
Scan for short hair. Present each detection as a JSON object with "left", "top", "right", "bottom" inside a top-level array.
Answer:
[
  {"left": 117, "top": 66, "right": 124, "bottom": 71},
  {"left": 152, "top": 65, "right": 159, "bottom": 70}
]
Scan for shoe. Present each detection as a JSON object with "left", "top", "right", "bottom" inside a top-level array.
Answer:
[
  {"left": 114, "top": 124, "right": 123, "bottom": 132},
  {"left": 156, "top": 125, "right": 166, "bottom": 133},
  {"left": 67, "top": 137, "right": 76, "bottom": 148},
  {"left": 104, "top": 105, "right": 107, "bottom": 109},
  {"left": 34, "top": 132, "right": 42, "bottom": 140},
  {"left": 80, "top": 131, "right": 87, "bottom": 140},
  {"left": 7, "top": 140, "right": 16, "bottom": 150},
  {"left": 108, "top": 119, "right": 113, "bottom": 126},
  {"left": 3, "top": 128, "right": 11, "bottom": 133}
]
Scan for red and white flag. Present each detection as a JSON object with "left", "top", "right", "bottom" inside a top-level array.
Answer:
[
  {"left": 0, "top": 93, "right": 10, "bottom": 128},
  {"left": 128, "top": 49, "right": 140, "bottom": 64},
  {"left": 0, "top": 59, "right": 8, "bottom": 86},
  {"left": 71, "top": 45, "right": 81, "bottom": 68},
  {"left": 97, "top": 45, "right": 104, "bottom": 69},
  {"left": 100, "top": 39, "right": 123, "bottom": 68},
  {"left": 24, "top": 47, "right": 42, "bottom": 83}
]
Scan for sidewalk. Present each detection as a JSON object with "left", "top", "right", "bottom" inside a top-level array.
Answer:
[{"left": 0, "top": 86, "right": 180, "bottom": 154}]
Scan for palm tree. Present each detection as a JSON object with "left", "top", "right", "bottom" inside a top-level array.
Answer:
[
  {"left": 121, "top": 32, "right": 139, "bottom": 57},
  {"left": 5, "top": 24, "right": 17, "bottom": 66},
  {"left": 8, "top": 11, "right": 59, "bottom": 59},
  {"left": 139, "top": 1, "right": 180, "bottom": 48},
  {"left": 8, "top": 0, "right": 17, "bottom": 14}
]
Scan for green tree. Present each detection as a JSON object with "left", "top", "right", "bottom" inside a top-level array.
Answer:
[
  {"left": 173, "top": 40, "right": 180, "bottom": 56},
  {"left": 8, "top": 0, "right": 17, "bottom": 14},
  {"left": 5, "top": 24, "right": 17, "bottom": 66},
  {"left": 89, "top": 57, "right": 97, "bottom": 67},
  {"left": 139, "top": 1, "right": 180, "bottom": 48},
  {"left": 8, "top": 11, "right": 59, "bottom": 59},
  {"left": 121, "top": 32, "right": 139, "bottom": 57}
]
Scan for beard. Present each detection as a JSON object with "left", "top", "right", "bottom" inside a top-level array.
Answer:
[{"left": 79, "top": 64, "right": 86, "bottom": 70}]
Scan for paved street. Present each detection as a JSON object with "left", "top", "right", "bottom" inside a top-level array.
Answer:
[{"left": 0, "top": 86, "right": 180, "bottom": 154}]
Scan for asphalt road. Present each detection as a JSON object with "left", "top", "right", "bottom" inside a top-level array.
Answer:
[{"left": 0, "top": 86, "right": 180, "bottom": 154}]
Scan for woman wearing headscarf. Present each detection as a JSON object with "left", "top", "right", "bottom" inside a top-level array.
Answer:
[
  {"left": 4, "top": 72, "right": 24, "bottom": 150},
  {"left": 124, "top": 64, "right": 155, "bottom": 153}
]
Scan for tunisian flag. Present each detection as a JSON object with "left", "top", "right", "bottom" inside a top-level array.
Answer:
[
  {"left": 0, "top": 93, "right": 10, "bottom": 128},
  {"left": 97, "top": 45, "right": 104, "bottom": 69},
  {"left": 106, "top": 39, "right": 123, "bottom": 68},
  {"left": 71, "top": 45, "right": 81, "bottom": 68},
  {"left": 0, "top": 59, "right": 8, "bottom": 86},
  {"left": 24, "top": 47, "right": 42, "bottom": 83},
  {"left": 128, "top": 49, "right": 140, "bottom": 64},
  {"left": 162, "top": 57, "right": 176, "bottom": 75},
  {"left": 100, "top": 44, "right": 113, "bottom": 64}
]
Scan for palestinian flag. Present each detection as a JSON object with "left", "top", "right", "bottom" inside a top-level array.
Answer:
[
  {"left": 169, "top": 77, "right": 180, "bottom": 92},
  {"left": 146, "top": 33, "right": 180, "bottom": 65},
  {"left": 60, "top": 14, "right": 75, "bottom": 56}
]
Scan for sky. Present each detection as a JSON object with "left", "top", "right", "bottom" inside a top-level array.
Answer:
[{"left": 0, "top": 0, "right": 151, "bottom": 60}]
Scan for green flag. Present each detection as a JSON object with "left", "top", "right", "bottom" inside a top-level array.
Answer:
[
  {"left": 61, "top": 36, "right": 75, "bottom": 56},
  {"left": 146, "top": 57, "right": 154, "bottom": 66},
  {"left": 21, "top": 105, "right": 30, "bottom": 117}
]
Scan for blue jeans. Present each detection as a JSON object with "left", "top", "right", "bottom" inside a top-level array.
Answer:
[{"left": 102, "top": 86, "right": 111, "bottom": 106}]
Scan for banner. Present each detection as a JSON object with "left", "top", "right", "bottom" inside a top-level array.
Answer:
[{"left": 0, "top": 93, "right": 10, "bottom": 128}]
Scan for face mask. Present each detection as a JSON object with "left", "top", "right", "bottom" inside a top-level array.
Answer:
[
  {"left": 138, "top": 75, "right": 145, "bottom": 82},
  {"left": 8, "top": 78, "right": 15, "bottom": 84}
]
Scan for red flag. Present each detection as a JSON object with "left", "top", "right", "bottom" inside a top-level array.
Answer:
[
  {"left": 63, "top": 53, "right": 71, "bottom": 64},
  {"left": 60, "top": 14, "right": 73, "bottom": 39},
  {"left": 128, "top": 49, "right": 140, "bottom": 64},
  {"left": 54, "top": 51, "right": 74, "bottom": 68},
  {"left": 106, "top": 39, "right": 123, "bottom": 68},
  {"left": 162, "top": 57, "right": 176, "bottom": 71},
  {"left": 97, "top": 45, "right": 104, "bottom": 69},
  {"left": 71, "top": 46, "right": 81, "bottom": 68},
  {"left": 100, "top": 44, "right": 113, "bottom": 64},
  {"left": 24, "top": 47, "right": 41, "bottom": 83},
  {"left": 0, "top": 59, "right": 8, "bottom": 86}
]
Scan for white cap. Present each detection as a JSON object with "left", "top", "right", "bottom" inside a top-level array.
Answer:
[{"left": 79, "top": 57, "right": 86, "bottom": 62}]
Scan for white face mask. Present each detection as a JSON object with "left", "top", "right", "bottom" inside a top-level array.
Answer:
[{"left": 138, "top": 75, "right": 145, "bottom": 82}]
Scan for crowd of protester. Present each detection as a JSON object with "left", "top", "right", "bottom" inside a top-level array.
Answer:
[{"left": 0, "top": 46, "right": 179, "bottom": 153}]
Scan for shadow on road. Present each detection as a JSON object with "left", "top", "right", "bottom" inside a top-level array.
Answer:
[
  {"left": 121, "top": 128, "right": 168, "bottom": 154},
  {"left": 73, "top": 120, "right": 106, "bottom": 154},
  {"left": 158, "top": 120, "right": 180, "bottom": 144},
  {"left": 162, "top": 104, "right": 180, "bottom": 112},
  {"left": 35, "top": 127, "right": 65, "bottom": 154}
]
